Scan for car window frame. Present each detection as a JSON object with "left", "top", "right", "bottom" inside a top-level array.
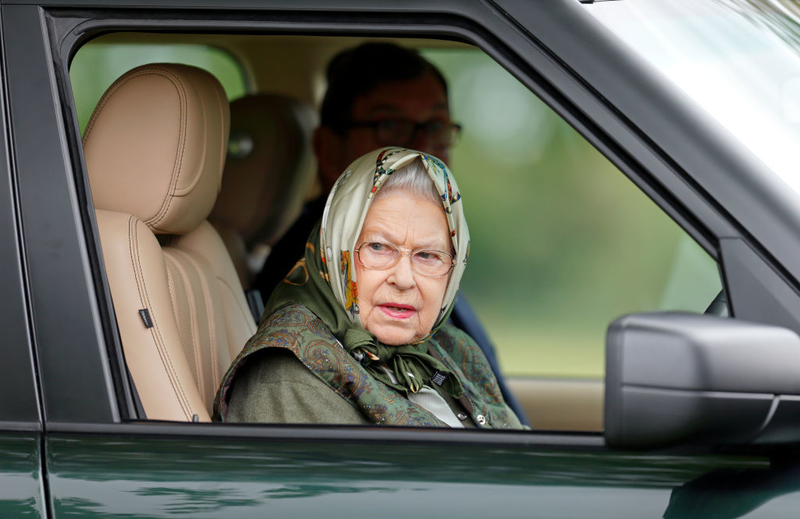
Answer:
[
  {"left": 24, "top": 0, "right": 751, "bottom": 449},
  {"left": 0, "top": 6, "right": 41, "bottom": 430}
]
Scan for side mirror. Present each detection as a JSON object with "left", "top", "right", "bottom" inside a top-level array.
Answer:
[{"left": 605, "top": 312, "right": 800, "bottom": 449}]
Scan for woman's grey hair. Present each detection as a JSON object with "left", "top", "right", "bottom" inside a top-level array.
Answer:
[{"left": 375, "top": 157, "right": 441, "bottom": 206}]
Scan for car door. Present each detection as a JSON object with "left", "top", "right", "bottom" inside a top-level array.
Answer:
[
  {"left": 7, "top": 0, "right": 800, "bottom": 517},
  {"left": 0, "top": 6, "right": 46, "bottom": 517}
]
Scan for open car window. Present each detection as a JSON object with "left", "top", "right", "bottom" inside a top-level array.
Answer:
[
  {"left": 423, "top": 47, "right": 722, "bottom": 374},
  {"left": 422, "top": 47, "right": 722, "bottom": 430},
  {"left": 69, "top": 31, "right": 722, "bottom": 432}
]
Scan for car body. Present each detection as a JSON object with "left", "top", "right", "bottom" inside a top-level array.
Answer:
[{"left": 3, "top": 0, "right": 800, "bottom": 517}]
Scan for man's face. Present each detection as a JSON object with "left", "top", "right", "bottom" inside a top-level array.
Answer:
[{"left": 317, "top": 71, "right": 451, "bottom": 191}]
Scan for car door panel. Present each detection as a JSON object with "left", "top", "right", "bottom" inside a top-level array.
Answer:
[
  {"left": 0, "top": 436, "right": 45, "bottom": 517},
  {"left": 46, "top": 430, "right": 785, "bottom": 519}
]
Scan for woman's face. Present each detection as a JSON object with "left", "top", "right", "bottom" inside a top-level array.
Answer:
[{"left": 355, "top": 191, "right": 450, "bottom": 345}]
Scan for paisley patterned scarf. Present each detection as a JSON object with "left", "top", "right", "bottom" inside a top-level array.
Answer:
[{"left": 265, "top": 147, "right": 470, "bottom": 396}]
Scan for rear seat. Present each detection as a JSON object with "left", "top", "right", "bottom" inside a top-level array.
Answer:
[{"left": 209, "top": 93, "right": 317, "bottom": 296}]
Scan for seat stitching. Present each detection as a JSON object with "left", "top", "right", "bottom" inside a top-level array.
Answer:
[
  {"left": 130, "top": 220, "right": 193, "bottom": 420},
  {"left": 176, "top": 249, "right": 221, "bottom": 398},
  {"left": 218, "top": 276, "right": 256, "bottom": 332},
  {"left": 84, "top": 67, "right": 190, "bottom": 233},
  {"left": 213, "top": 77, "right": 227, "bottom": 184},
  {"left": 164, "top": 249, "right": 207, "bottom": 402},
  {"left": 145, "top": 69, "right": 189, "bottom": 230},
  {"left": 84, "top": 72, "right": 156, "bottom": 146},
  {"left": 128, "top": 217, "right": 194, "bottom": 420}
]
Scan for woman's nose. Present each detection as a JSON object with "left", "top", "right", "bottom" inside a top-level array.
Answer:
[{"left": 387, "top": 254, "right": 416, "bottom": 289}]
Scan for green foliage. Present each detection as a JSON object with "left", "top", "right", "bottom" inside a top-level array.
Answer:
[
  {"left": 70, "top": 43, "right": 247, "bottom": 134},
  {"left": 423, "top": 49, "right": 720, "bottom": 377}
]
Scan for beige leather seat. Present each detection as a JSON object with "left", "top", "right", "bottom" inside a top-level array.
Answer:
[
  {"left": 209, "top": 93, "right": 316, "bottom": 290},
  {"left": 84, "top": 63, "right": 256, "bottom": 422}
]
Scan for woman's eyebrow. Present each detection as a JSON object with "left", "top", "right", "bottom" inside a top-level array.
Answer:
[
  {"left": 359, "top": 229, "right": 393, "bottom": 242},
  {"left": 361, "top": 222, "right": 448, "bottom": 249},
  {"left": 362, "top": 234, "right": 448, "bottom": 251},
  {"left": 417, "top": 241, "right": 450, "bottom": 251}
]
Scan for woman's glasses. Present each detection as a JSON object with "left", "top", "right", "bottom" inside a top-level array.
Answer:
[
  {"left": 342, "top": 119, "right": 462, "bottom": 148},
  {"left": 355, "top": 241, "right": 455, "bottom": 278}
]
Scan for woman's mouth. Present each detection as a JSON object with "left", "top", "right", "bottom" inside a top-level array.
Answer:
[{"left": 378, "top": 303, "right": 416, "bottom": 319}]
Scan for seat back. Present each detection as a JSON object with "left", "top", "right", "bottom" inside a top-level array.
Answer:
[
  {"left": 209, "top": 93, "right": 316, "bottom": 289},
  {"left": 85, "top": 63, "right": 256, "bottom": 421}
]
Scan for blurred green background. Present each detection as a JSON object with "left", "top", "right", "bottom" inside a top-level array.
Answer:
[
  {"left": 71, "top": 42, "right": 721, "bottom": 380},
  {"left": 70, "top": 44, "right": 247, "bottom": 133},
  {"left": 425, "top": 49, "right": 721, "bottom": 378}
]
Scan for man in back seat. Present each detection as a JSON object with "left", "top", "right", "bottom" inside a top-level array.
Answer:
[
  {"left": 252, "top": 42, "right": 458, "bottom": 299},
  {"left": 250, "top": 42, "right": 527, "bottom": 423}
]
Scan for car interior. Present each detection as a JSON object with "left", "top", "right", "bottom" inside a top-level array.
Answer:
[{"left": 72, "top": 31, "right": 724, "bottom": 431}]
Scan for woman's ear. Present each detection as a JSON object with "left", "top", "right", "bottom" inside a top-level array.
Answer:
[{"left": 313, "top": 126, "right": 346, "bottom": 193}]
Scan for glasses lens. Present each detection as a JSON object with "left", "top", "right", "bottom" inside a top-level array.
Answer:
[
  {"left": 359, "top": 242, "right": 399, "bottom": 269},
  {"left": 422, "top": 119, "right": 445, "bottom": 137},
  {"left": 358, "top": 243, "right": 453, "bottom": 277},
  {"left": 422, "top": 121, "right": 462, "bottom": 147},
  {"left": 376, "top": 120, "right": 414, "bottom": 145},
  {"left": 412, "top": 250, "right": 453, "bottom": 277}
]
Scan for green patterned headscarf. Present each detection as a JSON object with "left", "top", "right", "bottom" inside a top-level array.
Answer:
[{"left": 266, "top": 147, "right": 470, "bottom": 396}]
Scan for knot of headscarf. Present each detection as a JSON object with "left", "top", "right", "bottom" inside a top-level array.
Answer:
[
  {"left": 343, "top": 328, "right": 462, "bottom": 397},
  {"left": 264, "top": 148, "right": 470, "bottom": 398}
]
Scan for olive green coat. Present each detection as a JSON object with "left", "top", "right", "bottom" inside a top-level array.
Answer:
[{"left": 214, "top": 303, "right": 523, "bottom": 429}]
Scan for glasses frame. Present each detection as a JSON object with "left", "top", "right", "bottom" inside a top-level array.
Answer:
[
  {"left": 341, "top": 119, "right": 462, "bottom": 148},
  {"left": 354, "top": 241, "right": 456, "bottom": 278}
]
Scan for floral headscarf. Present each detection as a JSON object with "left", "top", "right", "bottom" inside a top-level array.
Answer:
[
  {"left": 322, "top": 147, "right": 469, "bottom": 329},
  {"left": 265, "top": 147, "right": 470, "bottom": 395}
]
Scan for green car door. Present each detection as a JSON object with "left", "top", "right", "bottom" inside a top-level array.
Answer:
[
  {"left": 45, "top": 428, "right": 794, "bottom": 519},
  {"left": 6, "top": 1, "right": 800, "bottom": 518}
]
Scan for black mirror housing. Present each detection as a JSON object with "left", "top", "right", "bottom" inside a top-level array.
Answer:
[{"left": 605, "top": 312, "right": 800, "bottom": 449}]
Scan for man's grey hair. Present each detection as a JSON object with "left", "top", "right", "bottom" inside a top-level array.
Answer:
[{"left": 375, "top": 157, "right": 441, "bottom": 206}]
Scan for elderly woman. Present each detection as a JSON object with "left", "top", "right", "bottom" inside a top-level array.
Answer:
[{"left": 214, "top": 148, "right": 523, "bottom": 429}]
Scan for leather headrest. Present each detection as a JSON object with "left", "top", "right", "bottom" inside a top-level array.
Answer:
[
  {"left": 210, "top": 93, "right": 316, "bottom": 247},
  {"left": 84, "top": 63, "right": 230, "bottom": 235}
]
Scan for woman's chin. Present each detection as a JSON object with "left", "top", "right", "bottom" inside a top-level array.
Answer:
[{"left": 371, "top": 325, "right": 420, "bottom": 346}]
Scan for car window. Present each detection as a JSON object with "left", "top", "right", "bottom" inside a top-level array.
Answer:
[
  {"left": 584, "top": 0, "right": 800, "bottom": 203},
  {"left": 422, "top": 48, "right": 722, "bottom": 380},
  {"left": 69, "top": 32, "right": 723, "bottom": 431},
  {"left": 70, "top": 41, "right": 247, "bottom": 133}
]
